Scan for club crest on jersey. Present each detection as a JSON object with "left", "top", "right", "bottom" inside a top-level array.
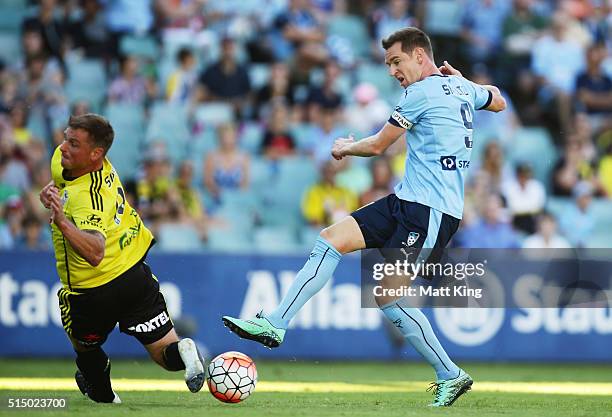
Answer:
[
  {"left": 61, "top": 190, "right": 68, "bottom": 204},
  {"left": 404, "top": 232, "right": 420, "bottom": 247}
]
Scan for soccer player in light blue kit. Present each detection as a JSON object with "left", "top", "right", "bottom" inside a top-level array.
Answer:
[{"left": 223, "top": 27, "right": 506, "bottom": 406}]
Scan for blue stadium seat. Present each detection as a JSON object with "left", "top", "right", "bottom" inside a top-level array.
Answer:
[
  {"left": 0, "top": 32, "right": 21, "bottom": 65},
  {"left": 424, "top": 0, "right": 463, "bottom": 35},
  {"left": 206, "top": 227, "right": 252, "bottom": 253},
  {"left": 327, "top": 15, "right": 370, "bottom": 59},
  {"left": 248, "top": 64, "right": 270, "bottom": 90},
  {"left": 546, "top": 197, "right": 572, "bottom": 221},
  {"left": 120, "top": 35, "right": 159, "bottom": 60},
  {"left": 299, "top": 225, "right": 322, "bottom": 251},
  {"left": 104, "top": 104, "right": 146, "bottom": 180},
  {"left": 253, "top": 226, "right": 301, "bottom": 254},
  {"left": 239, "top": 122, "right": 263, "bottom": 154},
  {"left": 590, "top": 199, "right": 612, "bottom": 231},
  {"left": 105, "top": 103, "right": 146, "bottom": 127},
  {"left": 64, "top": 57, "right": 107, "bottom": 111},
  {"left": 356, "top": 64, "right": 401, "bottom": 105},
  {"left": 507, "top": 128, "right": 558, "bottom": 184},
  {"left": 291, "top": 123, "right": 318, "bottom": 153},
  {"left": 145, "top": 102, "right": 190, "bottom": 164},
  {"left": 194, "top": 103, "right": 234, "bottom": 127},
  {"left": 26, "top": 107, "right": 48, "bottom": 145},
  {"left": 258, "top": 157, "right": 318, "bottom": 229},
  {"left": 586, "top": 230, "right": 612, "bottom": 248},
  {"left": 190, "top": 126, "right": 218, "bottom": 156},
  {"left": 157, "top": 224, "right": 203, "bottom": 252},
  {"left": 266, "top": 157, "right": 318, "bottom": 207},
  {"left": 0, "top": 8, "right": 27, "bottom": 31},
  {"left": 249, "top": 157, "right": 274, "bottom": 193}
]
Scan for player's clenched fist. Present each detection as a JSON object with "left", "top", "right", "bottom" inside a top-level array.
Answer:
[
  {"left": 438, "top": 61, "right": 462, "bottom": 77},
  {"left": 39, "top": 181, "right": 59, "bottom": 209},
  {"left": 331, "top": 135, "right": 355, "bottom": 160}
]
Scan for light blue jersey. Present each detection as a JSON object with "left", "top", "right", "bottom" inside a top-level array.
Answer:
[{"left": 389, "top": 74, "right": 492, "bottom": 219}]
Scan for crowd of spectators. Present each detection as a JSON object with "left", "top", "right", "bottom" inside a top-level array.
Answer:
[{"left": 0, "top": 0, "right": 610, "bottom": 252}]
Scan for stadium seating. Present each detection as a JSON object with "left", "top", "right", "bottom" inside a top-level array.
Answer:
[
  {"left": 0, "top": 7, "right": 27, "bottom": 31},
  {"left": 327, "top": 15, "right": 370, "bottom": 59},
  {"left": 356, "top": 64, "right": 401, "bottom": 105},
  {"left": 248, "top": 64, "right": 270, "bottom": 90},
  {"left": 0, "top": 32, "right": 21, "bottom": 63},
  {"left": 64, "top": 57, "right": 107, "bottom": 112},
  {"left": 145, "top": 101, "right": 191, "bottom": 164},
  {"left": 253, "top": 226, "right": 301, "bottom": 254},
  {"left": 157, "top": 223, "right": 203, "bottom": 252},
  {"left": 205, "top": 227, "right": 252, "bottom": 252},
  {"left": 193, "top": 102, "right": 234, "bottom": 127},
  {"left": 104, "top": 103, "right": 146, "bottom": 180},
  {"left": 507, "top": 128, "right": 558, "bottom": 184},
  {"left": 120, "top": 35, "right": 159, "bottom": 60},
  {"left": 239, "top": 122, "right": 264, "bottom": 154}
]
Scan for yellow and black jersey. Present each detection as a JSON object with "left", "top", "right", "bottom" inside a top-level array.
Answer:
[{"left": 51, "top": 146, "right": 154, "bottom": 290}]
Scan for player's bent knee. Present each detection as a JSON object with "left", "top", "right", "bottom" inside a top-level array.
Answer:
[{"left": 319, "top": 219, "right": 363, "bottom": 254}]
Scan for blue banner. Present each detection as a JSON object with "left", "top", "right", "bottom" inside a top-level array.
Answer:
[{"left": 0, "top": 251, "right": 610, "bottom": 361}]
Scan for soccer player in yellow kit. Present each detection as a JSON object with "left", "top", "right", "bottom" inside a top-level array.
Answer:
[{"left": 40, "top": 114, "right": 205, "bottom": 403}]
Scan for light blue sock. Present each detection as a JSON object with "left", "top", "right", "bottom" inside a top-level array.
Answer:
[
  {"left": 381, "top": 302, "right": 460, "bottom": 381},
  {"left": 266, "top": 236, "right": 341, "bottom": 329}
]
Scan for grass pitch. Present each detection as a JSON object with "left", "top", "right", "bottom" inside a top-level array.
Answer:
[{"left": 0, "top": 359, "right": 610, "bottom": 417}]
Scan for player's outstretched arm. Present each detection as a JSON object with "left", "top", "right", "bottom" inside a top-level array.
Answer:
[
  {"left": 439, "top": 60, "right": 506, "bottom": 113},
  {"left": 331, "top": 122, "right": 405, "bottom": 160}
]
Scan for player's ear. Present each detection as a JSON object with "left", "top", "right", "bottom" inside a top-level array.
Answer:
[
  {"left": 90, "top": 146, "right": 105, "bottom": 161},
  {"left": 415, "top": 48, "right": 424, "bottom": 64}
]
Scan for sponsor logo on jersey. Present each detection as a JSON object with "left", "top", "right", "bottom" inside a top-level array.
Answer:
[
  {"left": 87, "top": 214, "right": 102, "bottom": 224},
  {"left": 464, "top": 136, "right": 473, "bottom": 148},
  {"left": 440, "top": 156, "right": 470, "bottom": 170},
  {"left": 391, "top": 110, "right": 413, "bottom": 130},
  {"left": 118, "top": 215, "right": 142, "bottom": 250},
  {"left": 127, "top": 311, "right": 170, "bottom": 333},
  {"left": 60, "top": 190, "right": 68, "bottom": 204},
  {"left": 80, "top": 213, "right": 104, "bottom": 229},
  {"left": 440, "top": 156, "right": 457, "bottom": 170}
]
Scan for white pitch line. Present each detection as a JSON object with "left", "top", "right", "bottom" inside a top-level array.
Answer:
[{"left": 0, "top": 379, "right": 611, "bottom": 396}]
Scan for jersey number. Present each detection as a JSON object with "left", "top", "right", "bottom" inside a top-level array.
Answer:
[
  {"left": 460, "top": 103, "right": 473, "bottom": 130},
  {"left": 114, "top": 187, "right": 125, "bottom": 225}
]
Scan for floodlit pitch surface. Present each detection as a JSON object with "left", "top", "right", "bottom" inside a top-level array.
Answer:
[{"left": 0, "top": 359, "right": 610, "bottom": 417}]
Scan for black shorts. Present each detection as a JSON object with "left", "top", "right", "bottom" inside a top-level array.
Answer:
[
  {"left": 351, "top": 194, "right": 460, "bottom": 263},
  {"left": 58, "top": 261, "right": 173, "bottom": 347}
]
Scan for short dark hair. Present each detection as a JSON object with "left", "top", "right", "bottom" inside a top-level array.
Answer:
[
  {"left": 177, "top": 47, "right": 193, "bottom": 63},
  {"left": 381, "top": 27, "right": 434, "bottom": 59},
  {"left": 68, "top": 113, "right": 114, "bottom": 154}
]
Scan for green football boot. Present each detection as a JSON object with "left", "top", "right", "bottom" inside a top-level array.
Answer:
[
  {"left": 427, "top": 370, "right": 473, "bottom": 407},
  {"left": 222, "top": 312, "right": 286, "bottom": 348}
]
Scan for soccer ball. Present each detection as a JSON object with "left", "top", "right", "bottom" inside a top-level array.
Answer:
[{"left": 207, "top": 351, "right": 257, "bottom": 403}]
